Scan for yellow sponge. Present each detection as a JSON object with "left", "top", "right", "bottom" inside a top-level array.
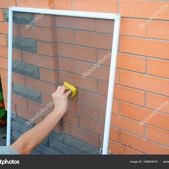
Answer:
[{"left": 64, "top": 82, "right": 77, "bottom": 98}]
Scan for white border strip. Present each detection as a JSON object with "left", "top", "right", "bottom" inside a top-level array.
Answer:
[
  {"left": 7, "top": 8, "right": 13, "bottom": 146},
  {"left": 7, "top": 7, "right": 121, "bottom": 154},
  {"left": 10, "top": 7, "right": 118, "bottom": 20},
  {"left": 102, "top": 15, "right": 120, "bottom": 154}
]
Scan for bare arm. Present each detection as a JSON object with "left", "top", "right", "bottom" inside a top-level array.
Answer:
[{"left": 11, "top": 86, "right": 71, "bottom": 154}]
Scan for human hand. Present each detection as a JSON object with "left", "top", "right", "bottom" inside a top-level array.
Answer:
[{"left": 51, "top": 85, "right": 71, "bottom": 117}]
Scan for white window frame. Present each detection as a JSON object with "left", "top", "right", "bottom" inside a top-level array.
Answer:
[{"left": 7, "top": 7, "right": 121, "bottom": 155}]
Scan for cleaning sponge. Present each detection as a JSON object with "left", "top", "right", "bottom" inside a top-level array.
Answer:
[{"left": 64, "top": 82, "right": 77, "bottom": 98}]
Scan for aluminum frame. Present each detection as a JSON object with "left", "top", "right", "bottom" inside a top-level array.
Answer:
[{"left": 7, "top": 7, "right": 120, "bottom": 155}]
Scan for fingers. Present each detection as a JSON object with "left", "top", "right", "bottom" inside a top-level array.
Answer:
[
  {"left": 53, "top": 85, "right": 68, "bottom": 96},
  {"left": 56, "top": 86, "right": 61, "bottom": 93},
  {"left": 60, "top": 85, "right": 66, "bottom": 94},
  {"left": 65, "top": 90, "right": 71, "bottom": 97}
]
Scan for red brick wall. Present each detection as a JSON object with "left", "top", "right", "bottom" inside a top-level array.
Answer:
[
  {"left": 0, "top": 0, "right": 169, "bottom": 154},
  {"left": 11, "top": 14, "right": 113, "bottom": 148}
]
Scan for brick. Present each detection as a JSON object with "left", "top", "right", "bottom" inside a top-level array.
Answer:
[
  {"left": 63, "top": 111, "right": 79, "bottom": 126},
  {"left": 13, "top": 49, "right": 22, "bottom": 61},
  {"left": 56, "top": 43, "right": 96, "bottom": 62},
  {"left": 78, "top": 61, "right": 110, "bottom": 81},
  {"left": 120, "top": 1, "right": 169, "bottom": 20},
  {"left": 0, "top": 69, "right": 7, "bottom": 80},
  {"left": 98, "top": 80, "right": 108, "bottom": 96},
  {"left": 147, "top": 126, "right": 169, "bottom": 147},
  {"left": 25, "top": 77, "right": 56, "bottom": 95},
  {"left": 111, "top": 114, "right": 144, "bottom": 137},
  {"left": 12, "top": 103, "right": 16, "bottom": 113},
  {"left": 0, "top": 57, "right": 7, "bottom": 70},
  {"left": 40, "top": 68, "right": 57, "bottom": 83},
  {"left": 147, "top": 58, "right": 169, "bottom": 78},
  {"left": 109, "top": 141, "right": 142, "bottom": 154},
  {"left": 120, "top": 36, "right": 169, "bottom": 60},
  {"left": 79, "top": 116, "right": 104, "bottom": 135},
  {"left": 0, "top": 22, "right": 8, "bottom": 34},
  {"left": 15, "top": 105, "right": 36, "bottom": 121},
  {"left": 96, "top": 19, "right": 114, "bottom": 33},
  {"left": 121, "top": 18, "right": 146, "bottom": 37},
  {"left": 59, "top": 55, "right": 112, "bottom": 81},
  {"left": 120, "top": 101, "right": 150, "bottom": 122},
  {"left": 114, "top": 85, "right": 145, "bottom": 106},
  {"left": 0, "top": 10, "right": 4, "bottom": 21},
  {"left": 50, "top": 0, "right": 73, "bottom": 10},
  {"left": 17, "top": 0, "right": 49, "bottom": 8},
  {"left": 59, "top": 71, "right": 98, "bottom": 92},
  {"left": 0, "top": 0, "right": 16, "bottom": 8},
  {"left": 13, "top": 72, "right": 25, "bottom": 85},
  {"left": 13, "top": 94, "right": 27, "bottom": 111},
  {"left": 112, "top": 99, "right": 120, "bottom": 114},
  {"left": 146, "top": 93, "right": 169, "bottom": 114},
  {"left": 0, "top": 46, "right": 8, "bottom": 58},
  {"left": 0, "top": 34, "right": 7, "bottom": 46},
  {"left": 12, "top": 23, "right": 22, "bottom": 37},
  {"left": 97, "top": 78, "right": 119, "bottom": 97},
  {"left": 77, "top": 89, "right": 107, "bottom": 109},
  {"left": 75, "top": 31, "right": 112, "bottom": 49},
  {"left": 117, "top": 53, "right": 146, "bottom": 73},
  {"left": 13, "top": 83, "right": 42, "bottom": 103},
  {"left": 27, "top": 100, "right": 43, "bottom": 114},
  {"left": 55, "top": 28, "right": 75, "bottom": 43},
  {"left": 20, "top": 26, "right": 54, "bottom": 42},
  {"left": 58, "top": 56, "right": 78, "bottom": 73},
  {"left": 13, "top": 36, "right": 37, "bottom": 53},
  {"left": 111, "top": 128, "right": 169, "bottom": 154},
  {"left": 35, "top": 14, "right": 54, "bottom": 27},
  {"left": 37, "top": 41, "right": 57, "bottom": 56},
  {"left": 23, "top": 52, "right": 57, "bottom": 70},
  {"left": 53, "top": 0, "right": 73, "bottom": 10},
  {"left": 55, "top": 16, "right": 95, "bottom": 31},
  {"left": 98, "top": 107, "right": 107, "bottom": 123},
  {"left": 97, "top": 49, "right": 111, "bottom": 66},
  {"left": 147, "top": 20, "right": 169, "bottom": 40},
  {"left": 120, "top": 70, "right": 169, "bottom": 97},
  {"left": 68, "top": 100, "right": 99, "bottom": 121},
  {"left": 110, "top": 127, "right": 121, "bottom": 142},
  {"left": 12, "top": 60, "right": 40, "bottom": 79},
  {"left": 74, "top": 0, "right": 118, "bottom": 13},
  {"left": 148, "top": 113, "right": 169, "bottom": 131},
  {"left": 67, "top": 124, "right": 100, "bottom": 147},
  {"left": 42, "top": 95, "right": 53, "bottom": 105}
]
